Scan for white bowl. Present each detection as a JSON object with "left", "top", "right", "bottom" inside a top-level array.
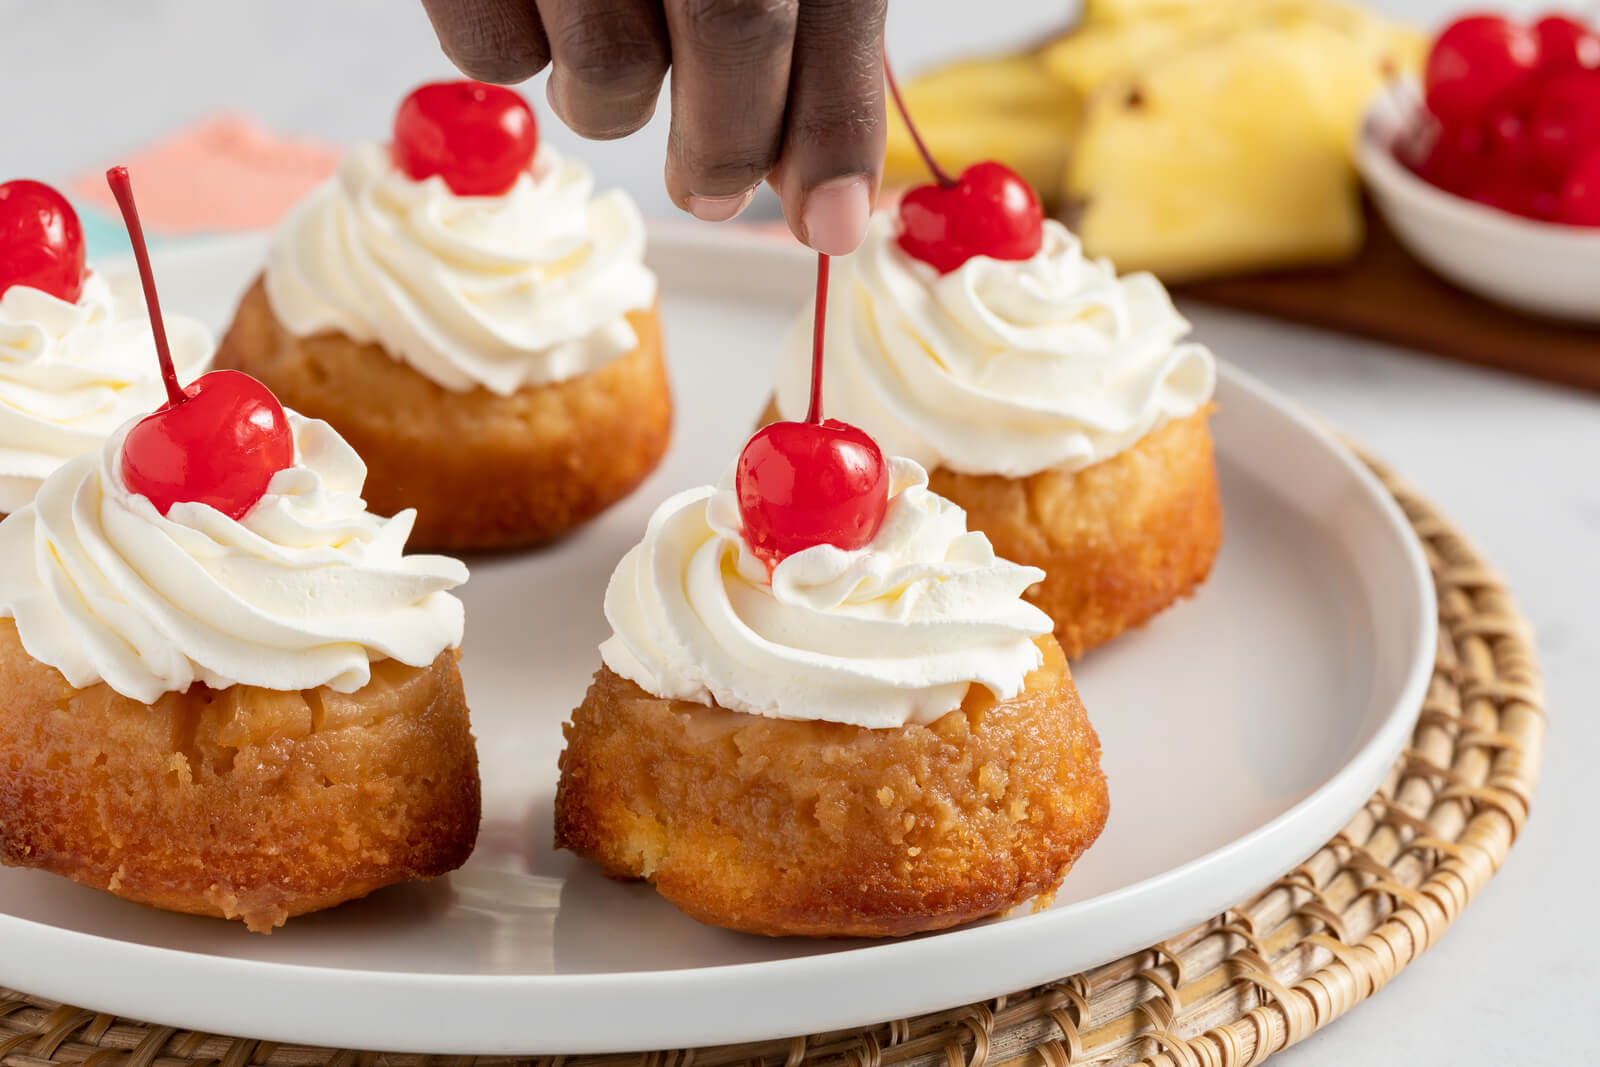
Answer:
[{"left": 1357, "top": 80, "right": 1600, "bottom": 324}]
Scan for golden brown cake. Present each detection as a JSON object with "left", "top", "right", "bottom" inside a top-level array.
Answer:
[
  {"left": 217, "top": 278, "right": 671, "bottom": 551},
  {"left": 0, "top": 620, "right": 479, "bottom": 933},
  {"left": 556, "top": 635, "right": 1106, "bottom": 938},
  {"left": 762, "top": 402, "right": 1220, "bottom": 658},
  {"left": 927, "top": 410, "right": 1221, "bottom": 658}
]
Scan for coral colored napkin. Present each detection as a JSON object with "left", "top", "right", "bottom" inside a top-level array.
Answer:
[{"left": 67, "top": 115, "right": 341, "bottom": 258}]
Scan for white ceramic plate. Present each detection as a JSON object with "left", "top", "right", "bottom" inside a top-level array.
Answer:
[{"left": 0, "top": 228, "right": 1435, "bottom": 1056}]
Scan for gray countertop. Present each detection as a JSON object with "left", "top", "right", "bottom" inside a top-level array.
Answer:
[{"left": 4, "top": 1, "right": 1595, "bottom": 1063}]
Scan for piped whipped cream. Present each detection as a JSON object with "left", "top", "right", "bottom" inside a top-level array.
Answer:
[
  {"left": 265, "top": 141, "right": 657, "bottom": 396},
  {"left": 0, "top": 272, "right": 212, "bottom": 513},
  {"left": 600, "top": 456, "right": 1052, "bottom": 728},
  {"left": 0, "top": 411, "right": 467, "bottom": 704},
  {"left": 774, "top": 216, "right": 1216, "bottom": 479}
]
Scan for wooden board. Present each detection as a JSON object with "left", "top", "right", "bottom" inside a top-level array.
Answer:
[{"left": 1178, "top": 206, "right": 1600, "bottom": 394}]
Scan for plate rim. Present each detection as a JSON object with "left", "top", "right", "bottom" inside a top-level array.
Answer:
[{"left": 0, "top": 228, "right": 1437, "bottom": 1055}]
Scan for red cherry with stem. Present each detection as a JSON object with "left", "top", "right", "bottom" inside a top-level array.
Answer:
[
  {"left": 1533, "top": 14, "right": 1600, "bottom": 72},
  {"left": 107, "top": 167, "right": 294, "bottom": 521},
  {"left": 0, "top": 179, "right": 87, "bottom": 303},
  {"left": 1425, "top": 15, "right": 1540, "bottom": 125},
  {"left": 393, "top": 80, "right": 538, "bottom": 196},
  {"left": 885, "top": 56, "right": 1044, "bottom": 273},
  {"left": 121, "top": 371, "right": 298, "bottom": 519},
  {"left": 1561, "top": 146, "right": 1600, "bottom": 225},
  {"left": 897, "top": 162, "right": 1045, "bottom": 274},
  {"left": 736, "top": 254, "right": 889, "bottom": 567}
]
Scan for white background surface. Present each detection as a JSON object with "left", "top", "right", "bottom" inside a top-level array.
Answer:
[{"left": 2, "top": 0, "right": 1596, "bottom": 1063}]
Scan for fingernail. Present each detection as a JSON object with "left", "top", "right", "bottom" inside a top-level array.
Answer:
[
  {"left": 688, "top": 189, "right": 756, "bottom": 223},
  {"left": 802, "top": 176, "right": 871, "bottom": 256}
]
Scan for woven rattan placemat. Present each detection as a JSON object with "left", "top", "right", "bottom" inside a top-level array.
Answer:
[{"left": 0, "top": 453, "right": 1545, "bottom": 1067}]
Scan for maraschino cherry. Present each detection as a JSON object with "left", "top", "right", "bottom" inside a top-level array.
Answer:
[
  {"left": 1425, "top": 15, "right": 1541, "bottom": 125},
  {"left": 393, "top": 80, "right": 538, "bottom": 196},
  {"left": 886, "top": 59, "right": 1043, "bottom": 274},
  {"left": 107, "top": 166, "right": 294, "bottom": 521},
  {"left": 1562, "top": 146, "right": 1600, "bottom": 225},
  {"left": 0, "top": 179, "right": 87, "bottom": 303},
  {"left": 736, "top": 254, "right": 890, "bottom": 568},
  {"left": 1534, "top": 14, "right": 1600, "bottom": 72}
]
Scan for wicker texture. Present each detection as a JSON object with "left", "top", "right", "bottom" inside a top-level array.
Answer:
[{"left": 0, "top": 456, "right": 1545, "bottom": 1067}]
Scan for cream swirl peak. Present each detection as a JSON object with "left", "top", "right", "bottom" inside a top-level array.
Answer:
[
  {"left": 600, "top": 456, "right": 1052, "bottom": 728},
  {"left": 0, "top": 272, "right": 212, "bottom": 513},
  {"left": 0, "top": 412, "right": 467, "bottom": 704},
  {"left": 774, "top": 215, "right": 1216, "bottom": 479},
  {"left": 265, "top": 141, "right": 657, "bottom": 396}
]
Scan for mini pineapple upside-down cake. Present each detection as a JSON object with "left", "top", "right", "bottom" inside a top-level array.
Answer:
[
  {"left": 0, "top": 169, "right": 480, "bottom": 932},
  {"left": 558, "top": 255, "right": 1108, "bottom": 937}
]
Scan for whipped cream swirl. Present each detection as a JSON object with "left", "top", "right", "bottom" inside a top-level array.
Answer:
[
  {"left": 600, "top": 457, "right": 1052, "bottom": 728},
  {"left": 775, "top": 216, "right": 1215, "bottom": 478},
  {"left": 0, "top": 412, "right": 467, "bottom": 704},
  {"left": 0, "top": 273, "right": 212, "bottom": 513},
  {"left": 265, "top": 142, "right": 657, "bottom": 396}
]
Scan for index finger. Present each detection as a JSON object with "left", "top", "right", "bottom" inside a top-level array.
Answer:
[
  {"left": 420, "top": 0, "right": 551, "bottom": 84},
  {"left": 770, "top": 0, "right": 887, "bottom": 255}
]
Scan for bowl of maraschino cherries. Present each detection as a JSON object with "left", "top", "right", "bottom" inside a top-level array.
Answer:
[{"left": 1357, "top": 10, "right": 1600, "bottom": 322}]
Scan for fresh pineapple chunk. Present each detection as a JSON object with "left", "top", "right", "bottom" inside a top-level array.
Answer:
[
  {"left": 884, "top": 53, "right": 1080, "bottom": 203},
  {"left": 1041, "top": 15, "right": 1213, "bottom": 96},
  {"left": 1066, "top": 23, "right": 1371, "bottom": 281},
  {"left": 1044, "top": 0, "right": 1414, "bottom": 99},
  {"left": 1081, "top": 0, "right": 1212, "bottom": 24}
]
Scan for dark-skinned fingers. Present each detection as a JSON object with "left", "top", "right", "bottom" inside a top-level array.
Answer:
[
  {"left": 539, "top": 0, "right": 670, "bottom": 139},
  {"left": 772, "top": 0, "right": 887, "bottom": 254},
  {"left": 420, "top": 0, "right": 551, "bottom": 84},
  {"left": 663, "top": 0, "right": 799, "bottom": 221}
]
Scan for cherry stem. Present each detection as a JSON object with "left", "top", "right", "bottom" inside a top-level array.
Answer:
[
  {"left": 105, "top": 166, "right": 184, "bottom": 409},
  {"left": 884, "top": 54, "right": 955, "bottom": 188},
  {"left": 805, "top": 253, "right": 829, "bottom": 426}
]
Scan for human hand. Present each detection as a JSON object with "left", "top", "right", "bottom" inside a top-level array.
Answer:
[{"left": 419, "top": 0, "right": 887, "bottom": 255}]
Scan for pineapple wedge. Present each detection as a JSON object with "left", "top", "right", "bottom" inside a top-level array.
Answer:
[
  {"left": 1065, "top": 9, "right": 1418, "bottom": 280},
  {"left": 1080, "top": 0, "right": 1214, "bottom": 24},
  {"left": 1045, "top": 1, "right": 1293, "bottom": 94},
  {"left": 884, "top": 53, "right": 1080, "bottom": 203},
  {"left": 1066, "top": 23, "right": 1365, "bottom": 281},
  {"left": 1044, "top": 0, "right": 1416, "bottom": 99}
]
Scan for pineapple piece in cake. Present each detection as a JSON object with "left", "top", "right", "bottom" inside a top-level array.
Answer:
[
  {"left": 884, "top": 53, "right": 1080, "bottom": 204},
  {"left": 1064, "top": 11, "right": 1417, "bottom": 280}
]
